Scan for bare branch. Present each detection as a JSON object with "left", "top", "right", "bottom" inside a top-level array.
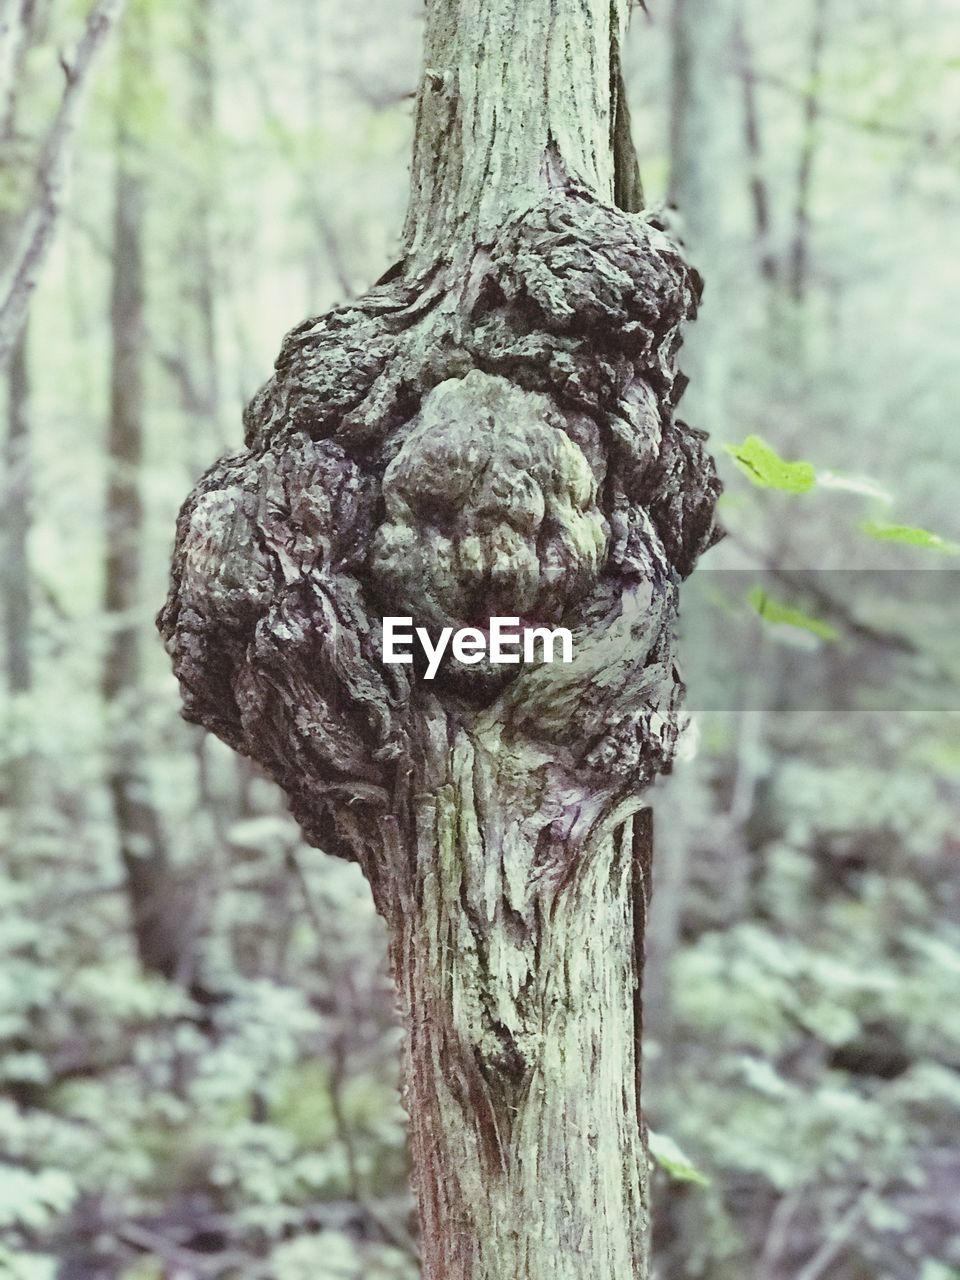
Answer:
[
  {"left": 739, "top": 64, "right": 955, "bottom": 149},
  {"left": 0, "top": 0, "right": 126, "bottom": 368},
  {"left": 794, "top": 1190, "right": 872, "bottom": 1280}
]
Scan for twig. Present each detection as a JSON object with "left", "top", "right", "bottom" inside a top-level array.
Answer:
[
  {"left": 242, "top": 40, "right": 356, "bottom": 299},
  {"left": 738, "top": 65, "right": 954, "bottom": 148},
  {"left": 756, "top": 1188, "right": 802, "bottom": 1278},
  {"left": 793, "top": 1190, "right": 870, "bottom": 1280},
  {"left": 117, "top": 1222, "right": 247, "bottom": 1275},
  {"left": 726, "top": 531, "right": 920, "bottom": 658}
]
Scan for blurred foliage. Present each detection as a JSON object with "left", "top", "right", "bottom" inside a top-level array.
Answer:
[{"left": 1, "top": 0, "right": 959, "bottom": 1276}]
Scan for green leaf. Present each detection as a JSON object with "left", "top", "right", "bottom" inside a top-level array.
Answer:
[
  {"left": 748, "top": 587, "right": 838, "bottom": 641},
  {"left": 647, "top": 1130, "right": 711, "bottom": 1186},
  {"left": 723, "top": 436, "right": 816, "bottom": 493},
  {"left": 860, "top": 520, "right": 960, "bottom": 554}
]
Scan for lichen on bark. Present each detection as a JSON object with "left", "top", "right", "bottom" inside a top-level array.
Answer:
[{"left": 158, "top": 2, "right": 721, "bottom": 1275}]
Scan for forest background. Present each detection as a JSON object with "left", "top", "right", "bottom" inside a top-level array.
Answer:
[{"left": 1, "top": 0, "right": 959, "bottom": 1277}]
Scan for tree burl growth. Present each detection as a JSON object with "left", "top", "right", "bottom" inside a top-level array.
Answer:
[
  {"left": 160, "top": 194, "right": 719, "bottom": 853},
  {"left": 159, "top": 4, "right": 721, "bottom": 1273}
]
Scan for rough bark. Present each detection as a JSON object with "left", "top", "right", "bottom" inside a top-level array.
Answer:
[
  {"left": 105, "top": 4, "right": 194, "bottom": 985},
  {"left": 159, "top": 1, "right": 720, "bottom": 1274}
]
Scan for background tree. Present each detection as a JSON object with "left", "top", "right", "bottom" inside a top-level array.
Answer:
[
  {"left": 0, "top": 0, "right": 125, "bottom": 365},
  {"left": 2, "top": 0, "right": 41, "bottom": 833},
  {"left": 102, "top": 0, "right": 196, "bottom": 985}
]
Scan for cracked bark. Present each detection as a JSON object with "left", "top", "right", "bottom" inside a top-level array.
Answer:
[{"left": 159, "top": 1, "right": 720, "bottom": 1275}]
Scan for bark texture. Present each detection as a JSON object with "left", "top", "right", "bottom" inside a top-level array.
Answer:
[{"left": 159, "top": 1, "right": 720, "bottom": 1274}]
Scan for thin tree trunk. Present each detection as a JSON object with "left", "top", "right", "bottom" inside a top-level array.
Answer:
[
  {"left": 2, "top": 1, "right": 37, "bottom": 822},
  {"left": 4, "top": 323, "right": 30, "bottom": 699},
  {"left": 180, "top": 0, "right": 223, "bottom": 466},
  {"left": 160, "top": 1, "right": 721, "bottom": 1274},
  {"left": 734, "top": 13, "right": 777, "bottom": 284},
  {"left": 2, "top": 322, "right": 35, "bottom": 821},
  {"left": 789, "top": 0, "right": 829, "bottom": 303},
  {"left": 643, "top": 765, "right": 692, "bottom": 1091},
  {"left": 0, "top": 0, "right": 27, "bottom": 138},
  {"left": 104, "top": 4, "right": 193, "bottom": 984},
  {"left": 668, "top": 0, "right": 735, "bottom": 435}
]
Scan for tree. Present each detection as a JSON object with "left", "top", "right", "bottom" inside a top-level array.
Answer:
[
  {"left": 158, "top": 2, "right": 720, "bottom": 1276},
  {"left": 104, "top": 1, "right": 195, "bottom": 985},
  {"left": 2, "top": 1, "right": 35, "bottom": 822},
  {"left": 668, "top": 0, "right": 736, "bottom": 435},
  {"left": 0, "top": 0, "right": 126, "bottom": 368},
  {"left": 789, "top": 0, "right": 830, "bottom": 305},
  {"left": 2, "top": 324, "right": 32, "bottom": 821}
]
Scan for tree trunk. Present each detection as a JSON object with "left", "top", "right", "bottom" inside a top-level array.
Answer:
[
  {"left": 0, "top": 0, "right": 28, "bottom": 140},
  {"left": 178, "top": 0, "right": 224, "bottom": 469},
  {"left": 789, "top": 0, "right": 829, "bottom": 304},
  {"left": 2, "top": 321, "right": 35, "bottom": 819},
  {"left": 159, "top": 1, "right": 721, "bottom": 1273},
  {"left": 668, "top": 0, "right": 735, "bottom": 435},
  {"left": 4, "top": 323, "right": 30, "bottom": 699},
  {"left": 2, "top": 3, "right": 37, "bottom": 822},
  {"left": 105, "top": 3, "right": 194, "bottom": 984},
  {"left": 734, "top": 13, "right": 777, "bottom": 285},
  {"left": 389, "top": 728, "right": 653, "bottom": 1279}
]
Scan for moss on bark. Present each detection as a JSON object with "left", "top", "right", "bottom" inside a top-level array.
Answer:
[{"left": 158, "top": 2, "right": 721, "bottom": 1273}]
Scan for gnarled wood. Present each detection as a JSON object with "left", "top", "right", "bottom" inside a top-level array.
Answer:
[{"left": 159, "top": 1, "right": 720, "bottom": 1273}]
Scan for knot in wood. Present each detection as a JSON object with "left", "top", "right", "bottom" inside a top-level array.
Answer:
[
  {"left": 368, "top": 371, "right": 607, "bottom": 687},
  {"left": 158, "top": 190, "right": 723, "bottom": 855}
]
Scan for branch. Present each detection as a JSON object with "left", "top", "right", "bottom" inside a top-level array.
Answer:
[
  {"left": 336, "top": 66, "right": 415, "bottom": 111},
  {"left": 793, "top": 1190, "right": 871, "bottom": 1280},
  {"left": 0, "top": 0, "right": 126, "bottom": 368},
  {"left": 739, "top": 64, "right": 956, "bottom": 148},
  {"left": 242, "top": 45, "right": 357, "bottom": 299},
  {"left": 727, "top": 531, "right": 919, "bottom": 657},
  {"left": 117, "top": 1223, "right": 247, "bottom": 1275},
  {"left": 755, "top": 1188, "right": 802, "bottom": 1278}
]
